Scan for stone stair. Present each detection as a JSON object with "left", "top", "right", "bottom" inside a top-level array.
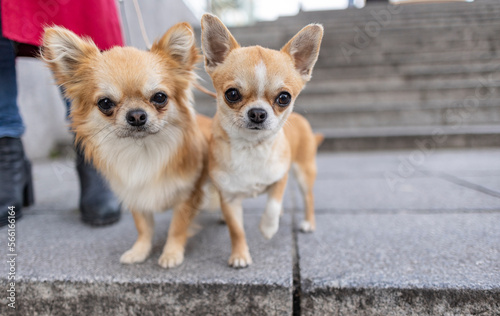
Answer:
[
  {"left": 193, "top": 0, "right": 500, "bottom": 150},
  {"left": 1, "top": 148, "right": 499, "bottom": 315}
]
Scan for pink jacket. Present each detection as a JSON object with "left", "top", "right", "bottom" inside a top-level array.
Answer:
[{"left": 1, "top": 0, "right": 124, "bottom": 50}]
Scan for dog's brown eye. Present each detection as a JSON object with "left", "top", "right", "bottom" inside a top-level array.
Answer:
[
  {"left": 97, "top": 98, "right": 115, "bottom": 114},
  {"left": 276, "top": 92, "right": 291, "bottom": 107},
  {"left": 151, "top": 92, "right": 168, "bottom": 107},
  {"left": 225, "top": 88, "right": 241, "bottom": 103}
]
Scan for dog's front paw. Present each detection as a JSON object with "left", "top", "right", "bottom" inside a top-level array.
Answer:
[
  {"left": 300, "top": 220, "right": 315, "bottom": 233},
  {"left": 228, "top": 251, "right": 252, "bottom": 268},
  {"left": 120, "top": 245, "right": 151, "bottom": 264},
  {"left": 158, "top": 251, "right": 184, "bottom": 269},
  {"left": 259, "top": 216, "right": 279, "bottom": 239}
]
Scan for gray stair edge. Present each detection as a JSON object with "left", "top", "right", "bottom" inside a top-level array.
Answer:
[
  {"left": 1, "top": 280, "right": 291, "bottom": 315},
  {"left": 300, "top": 286, "right": 500, "bottom": 316},
  {"left": 316, "top": 125, "right": 500, "bottom": 151},
  {"left": 316, "top": 125, "right": 500, "bottom": 138}
]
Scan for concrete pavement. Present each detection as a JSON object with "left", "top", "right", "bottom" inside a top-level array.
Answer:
[{"left": 0, "top": 148, "right": 499, "bottom": 315}]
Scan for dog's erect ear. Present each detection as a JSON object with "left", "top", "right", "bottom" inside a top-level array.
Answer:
[
  {"left": 152, "top": 22, "right": 199, "bottom": 69},
  {"left": 42, "top": 26, "right": 100, "bottom": 85},
  {"left": 281, "top": 24, "right": 323, "bottom": 82},
  {"left": 201, "top": 14, "right": 240, "bottom": 73}
]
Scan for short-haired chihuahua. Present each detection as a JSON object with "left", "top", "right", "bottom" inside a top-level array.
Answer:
[{"left": 201, "top": 14, "right": 324, "bottom": 268}]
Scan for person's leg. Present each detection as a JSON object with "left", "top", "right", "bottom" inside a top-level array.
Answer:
[
  {"left": 0, "top": 32, "right": 33, "bottom": 226},
  {"left": 61, "top": 92, "right": 121, "bottom": 226},
  {"left": 0, "top": 35, "right": 24, "bottom": 138}
]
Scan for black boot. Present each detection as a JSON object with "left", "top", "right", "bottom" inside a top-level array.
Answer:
[
  {"left": 76, "top": 145, "right": 121, "bottom": 226},
  {"left": 0, "top": 137, "right": 34, "bottom": 227}
]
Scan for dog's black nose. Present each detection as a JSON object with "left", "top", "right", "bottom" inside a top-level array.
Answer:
[
  {"left": 248, "top": 108, "right": 267, "bottom": 124},
  {"left": 126, "top": 110, "right": 147, "bottom": 127}
]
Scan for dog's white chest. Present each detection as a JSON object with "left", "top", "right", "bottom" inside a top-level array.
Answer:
[
  {"left": 214, "top": 137, "right": 289, "bottom": 199},
  {"left": 98, "top": 135, "right": 196, "bottom": 212}
]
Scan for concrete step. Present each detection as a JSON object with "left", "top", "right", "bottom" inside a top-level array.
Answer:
[
  {"left": 0, "top": 211, "right": 293, "bottom": 315},
  {"left": 301, "top": 105, "right": 500, "bottom": 130},
  {"left": 298, "top": 213, "right": 500, "bottom": 315},
  {"left": 311, "top": 61, "right": 500, "bottom": 80},
  {"left": 233, "top": 20, "right": 500, "bottom": 46},
  {"left": 197, "top": 30, "right": 500, "bottom": 70},
  {"left": 315, "top": 125, "right": 500, "bottom": 151},
  {"left": 257, "top": 0, "right": 500, "bottom": 26},
  {"left": 305, "top": 76, "right": 500, "bottom": 96},
  {"left": 224, "top": 25, "right": 500, "bottom": 57},
  {"left": 296, "top": 88, "right": 500, "bottom": 109},
  {"left": 255, "top": 12, "right": 500, "bottom": 35},
  {"left": 318, "top": 36, "right": 500, "bottom": 58},
  {"left": 317, "top": 49, "right": 500, "bottom": 69},
  {"left": 300, "top": 147, "right": 500, "bottom": 314},
  {"left": 262, "top": 14, "right": 500, "bottom": 31},
  {"left": 227, "top": 5, "right": 500, "bottom": 48},
  {"left": 1, "top": 148, "right": 499, "bottom": 315},
  {"left": 323, "top": 38, "right": 500, "bottom": 59}
]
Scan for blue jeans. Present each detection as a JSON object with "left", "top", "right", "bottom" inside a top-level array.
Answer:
[
  {"left": 0, "top": 31, "right": 24, "bottom": 138},
  {"left": 0, "top": 32, "right": 71, "bottom": 138}
]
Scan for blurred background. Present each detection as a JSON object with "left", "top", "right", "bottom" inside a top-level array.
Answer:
[{"left": 17, "top": 0, "right": 499, "bottom": 160}]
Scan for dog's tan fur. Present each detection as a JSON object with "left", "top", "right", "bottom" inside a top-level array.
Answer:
[
  {"left": 201, "top": 14, "right": 323, "bottom": 267},
  {"left": 42, "top": 23, "right": 211, "bottom": 268}
]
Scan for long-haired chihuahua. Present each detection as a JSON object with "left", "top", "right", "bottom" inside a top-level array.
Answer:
[{"left": 42, "top": 23, "right": 212, "bottom": 268}]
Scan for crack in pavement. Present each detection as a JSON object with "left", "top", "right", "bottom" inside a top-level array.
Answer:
[{"left": 422, "top": 170, "right": 500, "bottom": 199}]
